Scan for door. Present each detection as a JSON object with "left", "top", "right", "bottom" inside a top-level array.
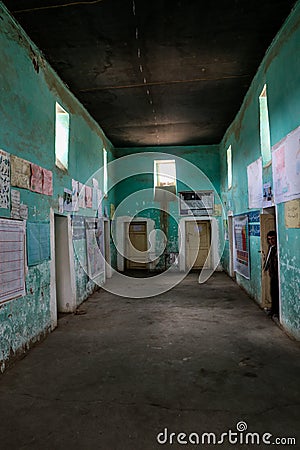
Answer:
[
  {"left": 260, "top": 212, "right": 276, "bottom": 308},
  {"left": 186, "top": 221, "right": 211, "bottom": 269},
  {"left": 126, "top": 221, "right": 148, "bottom": 269}
]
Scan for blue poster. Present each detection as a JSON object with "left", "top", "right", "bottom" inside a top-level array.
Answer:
[{"left": 27, "top": 222, "right": 50, "bottom": 266}]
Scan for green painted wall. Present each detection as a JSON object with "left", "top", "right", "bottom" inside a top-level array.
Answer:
[
  {"left": 220, "top": 1, "right": 300, "bottom": 338},
  {"left": 113, "top": 146, "right": 221, "bottom": 266},
  {"left": 0, "top": 3, "right": 114, "bottom": 370}
]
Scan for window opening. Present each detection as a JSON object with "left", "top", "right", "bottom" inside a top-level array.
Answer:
[
  {"left": 259, "top": 84, "right": 271, "bottom": 166},
  {"left": 103, "top": 148, "right": 108, "bottom": 196},
  {"left": 227, "top": 145, "right": 232, "bottom": 189},
  {"left": 154, "top": 160, "right": 176, "bottom": 188},
  {"left": 55, "top": 102, "right": 69, "bottom": 170}
]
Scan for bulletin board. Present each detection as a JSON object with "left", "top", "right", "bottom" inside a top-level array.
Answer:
[
  {"left": 27, "top": 222, "right": 51, "bottom": 266},
  {"left": 0, "top": 218, "right": 26, "bottom": 304},
  {"left": 179, "top": 190, "right": 214, "bottom": 216}
]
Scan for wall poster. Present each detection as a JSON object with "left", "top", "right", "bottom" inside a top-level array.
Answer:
[
  {"left": 85, "top": 186, "right": 93, "bottom": 208},
  {"left": 0, "top": 149, "right": 10, "bottom": 209},
  {"left": 272, "top": 125, "right": 300, "bottom": 204},
  {"left": 10, "top": 155, "right": 31, "bottom": 190},
  {"left": 285, "top": 199, "right": 300, "bottom": 228},
  {"left": 30, "top": 163, "right": 43, "bottom": 194},
  {"left": 233, "top": 215, "right": 250, "bottom": 279},
  {"left": 42, "top": 168, "right": 53, "bottom": 196},
  {"left": 27, "top": 222, "right": 51, "bottom": 266},
  {"left": 85, "top": 218, "right": 104, "bottom": 280},
  {"left": 0, "top": 218, "right": 26, "bottom": 304},
  {"left": 247, "top": 157, "right": 263, "bottom": 209}
]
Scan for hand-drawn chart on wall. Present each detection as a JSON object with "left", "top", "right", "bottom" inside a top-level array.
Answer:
[{"left": 0, "top": 218, "right": 26, "bottom": 304}]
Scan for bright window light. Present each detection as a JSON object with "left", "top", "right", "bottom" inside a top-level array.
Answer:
[
  {"left": 259, "top": 84, "right": 271, "bottom": 166},
  {"left": 154, "top": 160, "right": 176, "bottom": 187},
  {"left": 227, "top": 145, "right": 232, "bottom": 189},
  {"left": 55, "top": 102, "right": 69, "bottom": 170},
  {"left": 103, "top": 148, "right": 108, "bottom": 196}
]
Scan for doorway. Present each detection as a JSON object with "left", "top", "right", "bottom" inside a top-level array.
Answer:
[
  {"left": 54, "top": 214, "right": 76, "bottom": 313},
  {"left": 185, "top": 220, "right": 211, "bottom": 269},
  {"left": 228, "top": 215, "right": 235, "bottom": 278},
  {"left": 126, "top": 221, "right": 148, "bottom": 270},
  {"left": 260, "top": 208, "right": 277, "bottom": 310},
  {"left": 103, "top": 219, "right": 112, "bottom": 278}
]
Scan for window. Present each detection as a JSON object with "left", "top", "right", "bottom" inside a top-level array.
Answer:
[
  {"left": 55, "top": 102, "right": 69, "bottom": 170},
  {"left": 103, "top": 148, "right": 108, "bottom": 196},
  {"left": 227, "top": 145, "right": 232, "bottom": 189},
  {"left": 154, "top": 159, "right": 176, "bottom": 188},
  {"left": 259, "top": 84, "right": 271, "bottom": 166}
]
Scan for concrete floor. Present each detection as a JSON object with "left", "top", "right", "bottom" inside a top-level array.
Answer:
[{"left": 0, "top": 272, "right": 299, "bottom": 449}]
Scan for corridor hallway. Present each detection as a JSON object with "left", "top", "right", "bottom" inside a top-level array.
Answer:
[{"left": 0, "top": 272, "right": 299, "bottom": 449}]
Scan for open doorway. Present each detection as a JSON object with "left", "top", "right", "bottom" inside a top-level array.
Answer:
[
  {"left": 54, "top": 214, "right": 76, "bottom": 313},
  {"left": 103, "top": 218, "right": 112, "bottom": 279},
  {"left": 260, "top": 207, "right": 278, "bottom": 315}
]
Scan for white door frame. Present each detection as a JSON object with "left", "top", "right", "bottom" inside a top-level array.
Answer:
[
  {"left": 103, "top": 218, "right": 112, "bottom": 279},
  {"left": 178, "top": 217, "right": 221, "bottom": 271},
  {"left": 115, "top": 216, "right": 156, "bottom": 271},
  {"left": 49, "top": 208, "right": 57, "bottom": 330}
]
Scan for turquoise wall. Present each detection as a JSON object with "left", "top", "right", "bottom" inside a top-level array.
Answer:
[
  {"left": 0, "top": 4, "right": 114, "bottom": 370},
  {"left": 113, "top": 146, "right": 222, "bottom": 266},
  {"left": 220, "top": 2, "right": 300, "bottom": 338}
]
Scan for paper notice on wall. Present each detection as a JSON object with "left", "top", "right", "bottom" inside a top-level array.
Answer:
[
  {"left": 42, "top": 168, "right": 53, "bottom": 196},
  {"left": 30, "top": 163, "right": 43, "bottom": 193},
  {"left": 0, "top": 149, "right": 10, "bottom": 209},
  {"left": 110, "top": 203, "right": 115, "bottom": 219},
  {"left": 11, "top": 189, "right": 20, "bottom": 219},
  {"left": 285, "top": 199, "right": 300, "bottom": 228},
  {"left": 63, "top": 188, "right": 72, "bottom": 212},
  {"left": 247, "top": 157, "right": 263, "bottom": 209},
  {"left": 10, "top": 155, "right": 31, "bottom": 190},
  {"left": 20, "top": 204, "right": 28, "bottom": 220},
  {"left": 97, "top": 189, "right": 102, "bottom": 217},
  {"left": 85, "top": 218, "right": 105, "bottom": 280},
  {"left": 78, "top": 183, "right": 86, "bottom": 208},
  {"left": 72, "top": 179, "right": 79, "bottom": 212},
  {"left": 272, "top": 125, "right": 300, "bottom": 204},
  {"left": 58, "top": 195, "right": 64, "bottom": 214},
  {"left": 0, "top": 218, "right": 26, "bottom": 304},
  {"left": 85, "top": 186, "right": 92, "bottom": 208},
  {"left": 92, "top": 178, "right": 99, "bottom": 210},
  {"left": 262, "top": 182, "right": 274, "bottom": 208}
]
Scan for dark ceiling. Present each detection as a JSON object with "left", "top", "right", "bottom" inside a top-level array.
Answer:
[{"left": 2, "top": 0, "right": 297, "bottom": 148}]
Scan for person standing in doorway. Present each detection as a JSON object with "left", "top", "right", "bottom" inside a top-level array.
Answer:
[{"left": 264, "top": 230, "right": 279, "bottom": 317}]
